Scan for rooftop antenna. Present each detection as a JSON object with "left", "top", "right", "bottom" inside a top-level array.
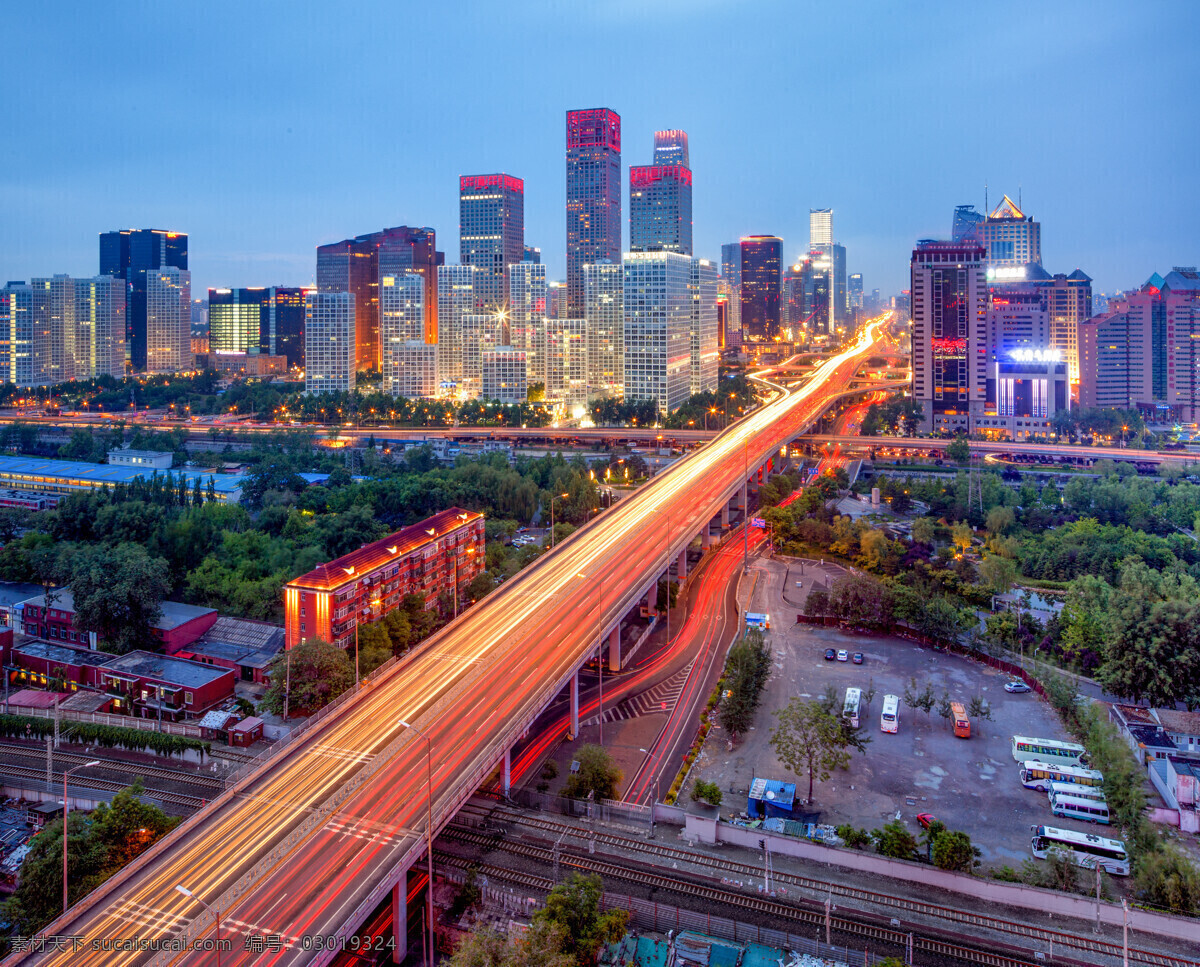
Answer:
[{"left": 984, "top": 182, "right": 988, "bottom": 214}]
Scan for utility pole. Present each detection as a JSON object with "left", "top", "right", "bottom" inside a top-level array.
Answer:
[
  {"left": 1123, "top": 897, "right": 1129, "bottom": 967},
  {"left": 46, "top": 734, "right": 52, "bottom": 787}
]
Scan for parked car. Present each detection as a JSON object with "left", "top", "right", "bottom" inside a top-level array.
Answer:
[
  {"left": 917, "top": 813, "right": 937, "bottom": 829},
  {"left": 1004, "top": 680, "right": 1032, "bottom": 693},
  {"left": 852, "top": 653, "right": 864, "bottom": 665},
  {"left": 824, "top": 648, "right": 837, "bottom": 661},
  {"left": 836, "top": 650, "right": 849, "bottom": 662}
]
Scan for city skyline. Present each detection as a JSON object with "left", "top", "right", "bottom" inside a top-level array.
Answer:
[{"left": 2, "top": 3, "right": 1194, "bottom": 302}]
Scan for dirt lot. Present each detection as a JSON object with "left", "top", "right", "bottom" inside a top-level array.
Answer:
[{"left": 689, "top": 555, "right": 1096, "bottom": 868}]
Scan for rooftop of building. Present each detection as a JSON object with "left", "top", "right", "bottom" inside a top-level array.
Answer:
[
  {"left": 1168, "top": 756, "right": 1200, "bottom": 780},
  {"left": 22, "top": 590, "right": 216, "bottom": 631},
  {"left": 107, "top": 448, "right": 174, "bottom": 459},
  {"left": 287, "top": 507, "right": 483, "bottom": 593},
  {"left": 104, "top": 651, "right": 233, "bottom": 689},
  {"left": 183, "top": 616, "right": 284, "bottom": 669},
  {"left": 12, "top": 639, "right": 120, "bottom": 669},
  {"left": 6, "top": 688, "right": 69, "bottom": 709},
  {"left": 0, "top": 455, "right": 244, "bottom": 496},
  {"left": 1154, "top": 708, "right": 1200, "bottom": 736},
  {"left": 0, "top": 581, "right": 43, "bottom": 608},
  {"left": 1126, "top": 723, "right": 1177, "bottom": 750}
]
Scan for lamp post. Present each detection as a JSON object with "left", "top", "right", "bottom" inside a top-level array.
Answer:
[
  {"left": 549, "top": 492, "right": 569, "bottom": 548},
  {"left": 175, "top": 885, "right": 221, "bottom": 967},
  {"left": 62, "top": 760, "right": 100, "bottom": 914},
  {"left": 399, "top": 720, "right": 435, "bottom": 967}
]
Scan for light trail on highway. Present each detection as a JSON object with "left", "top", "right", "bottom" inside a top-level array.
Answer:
[{"left": 12, "top": 314, "right": 891, "bottom": 967}]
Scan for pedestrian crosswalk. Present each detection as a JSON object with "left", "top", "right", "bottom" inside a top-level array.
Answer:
[{"left": 585, "top": 661, "right": 693, "bottom": 724}]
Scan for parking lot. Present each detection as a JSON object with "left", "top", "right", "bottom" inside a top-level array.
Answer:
[{"left": 690, "top": 556, "right": 1097, "bottom": 869}]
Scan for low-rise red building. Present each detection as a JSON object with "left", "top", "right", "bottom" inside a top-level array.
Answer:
[
  {"left": 20, "top": 591, "right": 218, "bottom": 654},
  {"left": 284, "top": 507, "right": 485, "bottom": 650}
]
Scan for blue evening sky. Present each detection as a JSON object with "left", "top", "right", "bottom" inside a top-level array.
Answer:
[{"left": 2, "top": 1, "right": 1195, "bottom": 300}]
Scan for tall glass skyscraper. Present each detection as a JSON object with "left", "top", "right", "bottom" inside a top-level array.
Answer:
[
  {"left": 566, "top": 108, "right": 621, "bottom": 318},
  {"left": 630, "top": 129, "right": 692, "bottom": 255},
  {"left": 459, "top": 174, "right": 524, "bottom": 312},
  {"left": 809, "top": 209, "right": 832, "bottom": 250},
  {"left": 689, "top": 258, "right": 718, "bottom": 396},
  {"left": 436, "top": 264, "right": 476, "bottom": 384},
  {"left": 304, "top": 291, "right": 355, "bottom": 394},
  {"left": 653, "top": 130, "right": 689, "bottom": 166},
  {"left": 507, "top": 261, "right": 546, "bottom": 385},
  {"left": 144, "top": 267, "right": 192, "bottom": 375},
  {"left": 99, "top": 228, "right": 187, "bottom": 370},
  {"left": 584, "top": 260, "right": 623, "bottom": 399},
  {"left": 623, "top": 252, "right": 692, "bottom": 414},
  {"left": 739, "top": 236, "right": 782, "bottom": 341},
  {"left": 720, "top": 242, "right": 742, "bottom": 337}
]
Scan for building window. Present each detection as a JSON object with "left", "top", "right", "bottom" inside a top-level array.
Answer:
[{"left": 184, "top": 691, "right": 194, "bottom": 705}]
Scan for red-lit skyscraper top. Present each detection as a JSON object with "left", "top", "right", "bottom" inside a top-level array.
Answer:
[
  {"left": 566, "top": 108, "right": 622, "bottom": 317},
  {"left": 567, "top": 108, "right": 621, "bottom": 151}
]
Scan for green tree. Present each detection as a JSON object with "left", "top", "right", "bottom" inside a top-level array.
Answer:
[
  {"left": 946, "top": 434, "right": 971, "bottom": 465},
  {"left": 561, "top": 744, "right": 622, "bottom": 802},
  {"left": 979, "top": 553, "right": 1018, "bottom": 594},
  {"left": 872, "top": 819, "right": 917, "bottom": 860},
  {"left": 985, "top": 505, "right": 1015, "bottom": 536},
  {"left": 446, "top": 922, "right": 573, "bottom": 967},
  {"left": 716, "top": 628, "right": 772, "bottom": 741},
  {"left": 690, "top": 780, "right": 723, "bottom": 807},
  {"left": 902, "top": 677, "right": 936, "bottom": 721},
  {"left": 770, "top": 697, "right": 862, "bottom": 805},
  {"left": 533, "top": 873, "right": 629, "bottom": 966},
  {"left": 1133, "top": 844, "right": 1200, "bottom": 915},
  {"left": 950, "top": 522, "right": 974, "bottom": 554},
  {"left": 910, "top": 517, "right": 935, "bottom": 546},
  {"left": 69, "top": 544, "right": 171, "bottom": 654},
  {"left": 260, "top": 638, "right": 354, "bottom": 715}
]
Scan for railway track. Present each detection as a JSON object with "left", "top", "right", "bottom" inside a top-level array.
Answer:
[
  {"left": 0, "top": 741, "right": 224, "bottom": 790},
  {"left": 0, "top": 763, "right": 206, "bottom": 809},
  {"left": 448, "top": 807, "right": 1199, "bottom": 967}
]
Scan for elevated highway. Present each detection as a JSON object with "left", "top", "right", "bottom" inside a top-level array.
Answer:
[
  {"left": 15, "top": 317, "right": 890, "bottom": 967},
  {"left": 801, "top": 434, "right": 1194, "bottom": 466}
]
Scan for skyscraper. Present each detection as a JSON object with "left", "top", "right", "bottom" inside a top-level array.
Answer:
[
  {"left": 262, "top": 288, "right": 309, "bottom": 369},
  {"left": 566, "top": 108, "right": 621, "bottom": 317},
  {"left": 461, "top": 314, "right": 503, "bottom": 386},
  {"left": 31, "top": 275, "right": 76, "bottom": 384},
  {"left": 951, "top": 205, "right": 985, "bottom": 242},
  {"left": 545, "top": 318, "right": 588, "bottom": 409},
  {"left": 99, "top": 228, "right": 187, "bottom": 370},
  {"left": 584, "top": 260, "right": 623, "bottom": 399},
  {"left": 380, "top": 273, "right": 430, "bottom": 398},
  {"left": 75, "top": 275, "right": 126, "bottom": 379},
  {"left": 630, "top": 128, "right": 692, "bottom": 255},
  {"left": 376, "top": 226, "right": 442, "bottom": 344},
  {"left": 0, "top": 283, "right": 35, "bottom": 386},
  {"left": 144, "top": 267, "right": 192, "bottom": 375},
  {"left": 481, "top": 347, "right": 527, "bottom": 404},
  {"left": 1043, "top": 270, "right": 1092, "bottom": 385},
  {"left": 720, "top": 243, "right": 741, "bottom": 338},
  {"left": 980, "top": 195, "right": 1042, "bottom": 267},
  {"left": 209, "top": 288, "right": 269, "bottom": 354},
  {"left": 459, "top": 174, "right": 524, "bottom": 311},
  {"left": 739, "top": 236, "right": 782, "bottom": 341},
  {"left": 304, "top": 291, "right": 355, "bottom": 394},
  {"left": 653, "top": 129, "right": 689, "bottom": 166},
  {"left": 849, "top": 273, "right": 864, "bottom": 311},
  {"left": 623, "top": 252, "right": 692, "bottom": 414},
  {"left": 523, "top": 245, "right": 541, "bottom": 264},
  {"left": 507, "top": 261, "right": 547, "bottom": 385},
  {"left": 910, "top": 239, "right": 988, "bottom": 433},
  {"left": 809, "top": 209, "right": 832, "bottom": 251},
  {"left": 689, "top": 258, "right": 718, "bottom": 396},
  {"left": 436, "top": 264, "right": 476, "bottom": 384}
]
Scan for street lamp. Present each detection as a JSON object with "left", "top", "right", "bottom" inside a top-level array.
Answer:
[
  {"left": 549, "top": 492, "right": 569, "bottom": 548},
  {"left": 175, "top": 885, "right": 221, "bottom": 967},
  {"left": 62, "top": 760, "right": 101, "bottom": 914},
  {"left": 398, "top": 720, "right": 435, "bottom": 967}
]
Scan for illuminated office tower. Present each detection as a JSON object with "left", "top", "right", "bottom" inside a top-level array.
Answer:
[
  {"left": 523, "top": 245, "right": 541, "bottom": 264},
  {"left": 630, "top": 129, "right": 692, "bottom": 255},
  {"left": 653, "top": 129, "right": 689, "bottom": 166},
  {"left": 584, "top": 259, "right": 623, "bottom": 399},
  {"left": 144, "top": 267, "right": 192, "bottom": 374},
  {"left": 460, "top": 174, "right": 524, "bottom": 311},
  {"left": 99, "top": 228, "right": 187, "bottom": 370},
  {"left": 0, "top": 283, "right": 34, "bottom": 385},
  {"left": 304, "top": 291, "right": 355, "bottom": 394},
  {"left": 809, "top": 209, "right": 832, "bottom": 250},
  {"left": 623, "top": 251, "right": 691, "bottom": 414},
  {"left": 208, "top": 287, "right": 269, "bottom": 354},
  {"left": 739, "top": 236, "right": 782, "bottom": 341},
  {"left": 380, "top": 273, "right": 430, "bottom": 397},
  {"left": 849, "top": 273, "right": 864, "bottom": 311},
  {"left": 506, "top": 261, "right": 546, "bottom": 384},
  {"left": 376, "top": 226, "right": 442, "bottom": 344},
  {"left": 566, "top": 108, "right": 621, "bottom": 317},
  {"left": 262, "top": 287, "right": 309, "bottom": 369},
  {"left": 316, "top": 236, "right": 375, "bottom": 368},
  {"left": 547, "top": 281, "right": 566, "bottom": 319},
  {"left": 75, "top": 275, "right": 126, "bottom": 379},
  {"left": 910, "top": 239, "right": 987, "bottom": 434},
  {"left": 30, "top": 275, "right": 76, "bottom": 384},
  {"left": 481, "top": 347, "right": 528, "bottom": 404},
  {"left": 436, "top": 265, "right": 476, "bottom": 384},
  {"left": 980, "top": 195, "right": 1042, "bottom": 268},
  {"left": 545, "top": 318, "right": 588, "bottom": 409},
  {"left": 951, "top": 205, "right": 985, "bottom": 242},
  {"left": 1043, "top": 270, "right": 1092, "bottom": 384},
  {"left": 461, "top": 314, "right": 503, "bottom": 387},
  {"left": 689, "top": 258, "right": 718, "bottom": 396},
  {"left": 720, "top": 242, "right": 741, "bottom": 337}
]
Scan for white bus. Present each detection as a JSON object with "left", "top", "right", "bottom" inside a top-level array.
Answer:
[
  {"left": 1047, "top": 781, "right": 1106, "bottom": 805},
  {"left": 1050, "top": 793, "right": 1111, "bottom": 825},
  {"left": 881, "top": 694, "right": 899, "bottom": 733},
  {"left": 1011, "top": 735, "right": 1088, "bottom": 766},
  {"left": 1030, "top": 825, "right": 1129, "bottom": 876},
  {"left": 1019, "top": 761, "right": 1103, "bottom": 792},
  {"left": 843, "top": 687, "right": 862, "bottom": 728}
]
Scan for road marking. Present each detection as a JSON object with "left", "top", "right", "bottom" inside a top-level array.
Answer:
[
  {"left": 105, "top": 897, "right": 190, "bottom": 932},
  {"left": 587, "top": 661, "right": 693, "bottom": 724},
  {"left": 310, "top": 744, "right": 376, "bottom": 764}
]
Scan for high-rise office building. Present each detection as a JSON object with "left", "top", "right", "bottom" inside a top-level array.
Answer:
[
  {"left": 689, "top": 258, "right": 718, "bottom": 397},
  {"left": 831, "top": 243, "right": 848, "bottom": 326},
  {"left": 31, "top": 275, "right": 76, "bottom": 385},
  {"left": 75, "top": 275, "right": 126, "bottom": 379},
  {"left": 209, "top": 288, "right": 269, "bottom": 355},
  {"left": 584, "top": 260, "right": 623, "bottom": 399},
  {"left": 376, "top": 226, "right": 442, "bottom": 344},
  {"left": 720, "top": 242, "right": 741, "bottom": 338},
  {"left": 849, "top": 273, "right": 864, "bottom": 311},
  {"left": 481, "top": 347, "right": 527, "bottom": 404},
  {"left": 623, "top": 252, "right": 692, "bottom": 414},
  {"left": 144, "top": 267, "right": 192, "bottom": 375},
  {"left": 507, "top": 261, "right": 547, "bottom": 385},
  {"left": 304, "top": 291, "right": 355, "bottom": 394},
  {"left": 951, "top": 205, "right": 985, "bottom": 242},
  {"left": 809, "top": 209, "right": 832, "bottom": 250},
  {"left": 653, "top": 129, "right": 689, "bottom": 166},
  {"left": 801, "top": 252, "right": 833, "bottom": 337},
  {"left": 980, "top": 195, "right": 1042, "bottom": 268},
  {"left": 566, "top": 108, "right": 621, "bottom": 317},
  {"left": 460, "top": 174, "right": 524, "bottom": 312},
  {"left": 546, "top": 281, "right": 566, "bottom": 320},
  {"left": 545, "top": 318, "right": 589, "bottom": 409},
  {"left": 381, "top": 273, "right": 430, "bottom": 398},
  {"left": 262, "top": 288, "right": 309, "bottom": 369},
  {"left": 1043, "top": 270, "right": 1092, "bottom": 385},
  {"left": 99, "top": 228, "right": 187, "bottom": 370},
  {"left": 436, "top": 264, "right": 476, "bottom": 385},
  {"left": 461, "top": 314, "right": 503, "bottom": 385},
  {"left": 0, "top": 283, "right": 34, "bottom": 386},
  {"left": 523, "top": 245, "right": 541, "bottom": 264},
  {"left": 910, "top": 239, "right": 988, "bottom": 433},
  {"left": 739, "top": 236, "right": 782, "bottom": 341}
]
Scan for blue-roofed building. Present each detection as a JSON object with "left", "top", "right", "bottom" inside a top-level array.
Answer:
[
  {"left": 747, "top": 777, "right": 796, "bottom": 819},
  {"left": 0, "top": 454, "right": 243, "bottom": 503}
]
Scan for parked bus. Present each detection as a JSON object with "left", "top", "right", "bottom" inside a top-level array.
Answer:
[
  {"left": 1047, "top": 781, "right": 1106, "bottom": 805},
  {"left": 950, "top": 702, "right": 970, "bottom": 739},
  {"left": 1030, "top": 825, "right": 1128, "bottom": 876},
  {"left": 1019, "top": 761, "right": 1104, "bottom": 792},
  {"left": 843, "top": 687, "right": 862, "bottom": 728},
  {"left": 881, "top": 694, "right": 899, "bottom": 733},
  {"left": 1011, "top": 735, "right": 1088, "bottom": 766},
  {"left": 1050, "top": 793, "right": 1111, "bottom": 825}
]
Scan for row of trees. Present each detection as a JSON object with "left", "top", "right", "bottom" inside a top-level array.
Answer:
[{"left": 715, "top": 628, "right": 772, "bottom": 740}]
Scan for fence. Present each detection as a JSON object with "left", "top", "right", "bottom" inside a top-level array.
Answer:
[{"left": 5, "top": 703, "right": 203, "bottom": 738}]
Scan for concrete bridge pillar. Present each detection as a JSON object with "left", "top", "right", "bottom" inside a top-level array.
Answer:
[
  {"left": 738, "top": 482, "right": 748, "bottom": 512},
  {"left": 720, "top": 504, "right": 730, "bottom": 528},
  {"left": 502, "top": 748, "right": 511, "bottom": 797},
  {"left": 645, "top": 584, "right": 656, "bottom": 612},
  {"left": 677, "top": 549, "right": 688, "bottom": 580},
  {"left": 701, "top": 525, "right": 712, "bottom": 550},
  {"left": 392, "top": 879, "right": 407, "bottom": 964},
  {"left": 608, "top": 625, "right": 621, "bottom": 673},
  {"left": 570, "top": 672, "right": 579, "bottom": 739}
]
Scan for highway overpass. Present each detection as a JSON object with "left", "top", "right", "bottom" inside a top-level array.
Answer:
[
  {"left": 800, "top": 434, "right": 1196, "bottom": 466},
  {"left": 14, "top": 318, "right": 890, "bottom": 967}
]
